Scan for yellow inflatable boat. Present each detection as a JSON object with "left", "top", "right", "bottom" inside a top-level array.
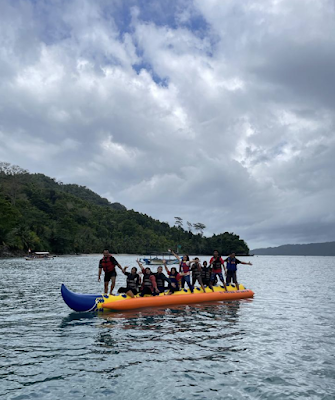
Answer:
[
  {"left": 97, "top": 285, "right": 254, "bottom": 311},
  {"left": 61, "top": 284, "right": 254, "bottom": 312}
]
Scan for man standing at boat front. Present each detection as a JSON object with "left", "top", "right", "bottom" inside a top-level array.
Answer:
[{"left": 98, "top": 249, "right": 123, "bottom": 295}]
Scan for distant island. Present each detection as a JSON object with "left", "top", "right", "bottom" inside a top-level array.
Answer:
[
  {"left": 0, "top": 162, "right": 250, "bottom": 257},
  {"left": 251, "top": 241, "right": 335, "bottom": 256}
]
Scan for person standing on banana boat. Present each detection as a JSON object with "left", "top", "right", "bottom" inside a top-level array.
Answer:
[
  {"left": 209, "top": 250, "right": 228, "bottom": 291},
  {"left": 98, "top": 249, "right": 123, "bottom": 295},
  {"left": 200, "top": 260, "right": 214, "bottom": 292},
  {"left": 190, "top": 257, "right": 207, "bottom": 293},
  {"left": 224, "top": 252, "right": 252, "bottom": 290},
  {"left": 169, "top": 250, "right": 197, "bottom": 293}
]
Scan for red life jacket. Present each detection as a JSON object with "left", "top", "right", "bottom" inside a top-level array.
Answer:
[
  {"left": 100, "top": 256, "right": 116, "bottom": 273},
  {"left": 180, "top": 261, "right": 190, "bottom": 274}
]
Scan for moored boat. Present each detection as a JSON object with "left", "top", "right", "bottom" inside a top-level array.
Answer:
[
  {"left": 25, "top": 251, "right": 54, "bottom": 260},
  {"left": 61, "top": 284, "right": 254, "bottom": 312},
  {"left": 139, "top": 252, "right": 179, "bottom": 266}
]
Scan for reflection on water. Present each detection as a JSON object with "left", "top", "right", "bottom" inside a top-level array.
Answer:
[
  {"left": 1, "top": 255, "right": 335, "bottom": 399},
  {"left": 98, "top": 300, "right": 243, "bottom": 330},
  {"left": 59, "top": 311, "right": 97, "bottom": 329}
]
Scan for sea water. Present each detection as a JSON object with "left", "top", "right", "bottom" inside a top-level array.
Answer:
[{"left": 1, "top": 255, "right": 335, "bottom": 399}]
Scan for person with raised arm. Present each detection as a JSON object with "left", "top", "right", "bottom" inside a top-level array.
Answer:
[
  {"left": 98, "top": 249, "right": 123, "bottom": 295},
  {"left": 209, "top": 250, "right": 227, "bottom": 291},
  {"left": 117, "top": 266, "right": 141, "bottom": 298},
  {"left": 169, "top": 249, "right": 197, "bottom": 293},
  {"left": 224, "top": 252, "right": 252, "bottom": 290},
  {"left": 136, "top": 259, "right": 160, "bottom": 297},
  {"left": 163, "top": 260, "right": 182, "bottom": 295},
  {"left": 154, "top": 265, "right": 173, "bottom": 293}
]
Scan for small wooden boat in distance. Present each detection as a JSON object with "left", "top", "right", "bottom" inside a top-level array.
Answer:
[{"left": 25, "top": 251, "right": 54, "bottom": 260}]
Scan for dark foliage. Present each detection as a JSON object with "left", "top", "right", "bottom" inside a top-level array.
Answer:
[{"left": 0, "top": 163, "right": 250, "bottom": 255}]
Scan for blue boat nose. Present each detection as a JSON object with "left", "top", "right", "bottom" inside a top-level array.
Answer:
[{"left": 61, "top": 284, "right": 101, "bottom": 312}]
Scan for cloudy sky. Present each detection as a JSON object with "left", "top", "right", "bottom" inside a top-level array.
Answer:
[{"left": 1, "top": 0, "right": 335, "bottom": 249}]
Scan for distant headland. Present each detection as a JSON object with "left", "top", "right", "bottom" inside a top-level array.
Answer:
[{"left": 251, "top": 241, "right": 335, "bottom": 256}]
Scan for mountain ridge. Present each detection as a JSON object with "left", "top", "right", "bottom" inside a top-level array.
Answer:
[
  {"left": 0, "top": 162, "right": 250, "bottom": 256},
  {"left": 251, "top": 241, "right": 335, "bottom": 256}
]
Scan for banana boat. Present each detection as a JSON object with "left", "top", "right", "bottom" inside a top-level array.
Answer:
[{"left": 61, "top": 283, "right": 254, "bottom": 312}]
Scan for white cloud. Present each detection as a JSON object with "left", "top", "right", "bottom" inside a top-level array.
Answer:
[{"left": 0, "top": 0, "right": 334, "bottom": 248}]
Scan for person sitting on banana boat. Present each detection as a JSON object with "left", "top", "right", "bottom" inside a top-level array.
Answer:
[
  {"left": 224, "top": 252, "right": 252, "bottom": 290},
  {"left": 117, "top": 266, "right": 141, "bottom": 298},
  {"left": 136, "top": 259, "right": 160, "bottom": 296},
  {"left": 154, "top": 265, "right": 173, "bottom": 293},
  {"left": 163, "top": 262, "right": 182, "bottom": 295}
]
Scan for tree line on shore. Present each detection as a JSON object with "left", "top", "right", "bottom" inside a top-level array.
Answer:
[{"left": 0, "top": 162, "right": 250, "bottom": 256}]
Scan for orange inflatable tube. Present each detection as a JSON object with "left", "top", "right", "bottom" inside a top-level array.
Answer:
[{"left": 99, "top": 289, "right": 254, "bottom": 311}]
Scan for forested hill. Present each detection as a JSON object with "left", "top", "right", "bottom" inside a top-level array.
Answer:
[
  {"left": 0, "top": 162, "right": 250, "bottom": 256},
  {"left": 251, "top": 242, "right": 335, "bottom": 256}
]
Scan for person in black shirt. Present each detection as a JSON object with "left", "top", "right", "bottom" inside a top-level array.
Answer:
[
  {"left": 154, "top": 266, "right": 172, "bottom": 293},
  {"left": 118, "top": 266, "right": 141, "bottom": 298}
]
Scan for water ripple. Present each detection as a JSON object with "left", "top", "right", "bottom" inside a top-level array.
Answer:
[{"left": 1, "top": 255, "right": 335, "bottom": 399}]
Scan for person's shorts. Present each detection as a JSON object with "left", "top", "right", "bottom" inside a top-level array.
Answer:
[
  {"left": 104, "top": 270, "right": 117, "bottom": 282},
  {"left": 226, "top": 270, "right": 237, "bottom": 284},
  {"left": 211, "top": 272, "right": 224, "bottom": 282}
]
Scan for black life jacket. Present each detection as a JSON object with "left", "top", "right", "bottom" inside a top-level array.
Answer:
[
  {"left": 192, "top": 262, "right": 201, "bottom": 277},
  {"left": 212, "top": 257, "right": 222, "bottom": 272},
  {"left": 155, "top": 273, "right": 165, "bottom": 288},
  {"left": 201, "top": 266, "right": 211, "bottom": 280},
  {"left": 127, "top": 273, "right": 139, "bottom": 290},
  {"left": 143, "top": 273, "right": 153, "bottom": 287}
]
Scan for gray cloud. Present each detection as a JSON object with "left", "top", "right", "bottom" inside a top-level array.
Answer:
[{"left": 0, "top": 0, "right": 334, "bottom": 248}]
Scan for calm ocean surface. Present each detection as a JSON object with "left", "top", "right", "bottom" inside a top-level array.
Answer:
[{"left": 1, "top": 255, "right": 335, "bottom": 399}]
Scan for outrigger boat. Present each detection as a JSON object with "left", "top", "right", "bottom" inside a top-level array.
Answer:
[
  {"left": 61, "top": 284, "right": 254, "bottom": 312},
  {"left": 139, "top": 252, "right": 179, "bottom": 266},
  {"left": 25, "top": 251, "right": 54, "bottom": 260}
]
